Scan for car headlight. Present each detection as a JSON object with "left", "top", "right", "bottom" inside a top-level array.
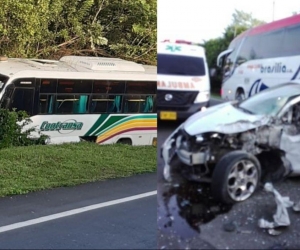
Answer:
[{"left": 194, "top": 91, "right": 210, "bottom": 103}]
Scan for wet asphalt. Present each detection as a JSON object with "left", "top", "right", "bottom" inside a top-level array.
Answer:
[{"left": 157, "top": 98, "right": 300, "bottom": 249}]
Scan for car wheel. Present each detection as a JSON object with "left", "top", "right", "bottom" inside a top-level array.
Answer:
[
  {"left": 235, "top": 89, "right": 245, "bottom": 101},
  {"left": 211, "top": 151, "right": 261, "bottom": 204}
]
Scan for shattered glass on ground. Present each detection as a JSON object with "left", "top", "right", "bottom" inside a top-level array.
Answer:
[{"left": 158, "top": 176, "right": 300, "bottom": 249}]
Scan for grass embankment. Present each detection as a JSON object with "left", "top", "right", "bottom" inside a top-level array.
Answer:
[
  {"left": 0, "top": 142, "right": 156, "bottom": 197},
  {"left": 211, "top": 93, "right": 221, "bottom": 99}
]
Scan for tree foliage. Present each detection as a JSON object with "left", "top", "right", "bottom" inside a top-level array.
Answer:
[
  {"left": 0, "top": 109, "right": 48, "bottom": 149},
  {"left": 0, "top": 0, "right": 156, "bottom": 65}
]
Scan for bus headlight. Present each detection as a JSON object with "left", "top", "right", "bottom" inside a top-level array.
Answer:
[{"left": 194, "top": 91, "right": 210, "bottom": 103}]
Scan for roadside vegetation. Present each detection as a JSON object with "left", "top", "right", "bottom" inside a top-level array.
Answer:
[
  {"left": 0, "top": 0, "right": 157, "bottom": 197},
  {"left": 0, "top": 0, "right": 156, "bottom": 65},
  {"left": 0, "top": 108, "right": 156, "bottom": 197},
  {"left": 0, "top": 142, "right": 156, "bottom": 197},
  {"left": 202, "top": 10, "right": 266, "bottom": 95}
]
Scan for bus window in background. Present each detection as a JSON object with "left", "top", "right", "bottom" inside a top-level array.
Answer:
[
  {"left": 125, "top": 81, "right": 156, "bottom": 113},
  {"left": 91, "top": 80, "right": 125, "bottom": 113},
  {"left": 282, "top": 24, "right": 300, "bottom": 56}
]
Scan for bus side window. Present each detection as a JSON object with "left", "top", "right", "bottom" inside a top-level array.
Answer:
[
  {"left": 73, "top": 95, "right": 89, "bottom": 114},
  {"left": 142, "top": 96, "right": 154, "bottom": 113},
  {"left": 90, "top": 94, "right": 122, "bottom": 113},
  {"left": 282, "top": 24, "right": 300, "bottom": 56},
  {"left": 39, "top": 95, "right": 54, "bottom": 114},
  {"left": 124, "top": 95, "right": 148, "bottom": 113},
  {"left": 55, "top": 95, "right": 75, "bottom": 114},
  {"left": 90, "top": 95, "right": 112, "bottom": 113},
  {"left": 108, "top": 95, "right": 122, "bottom": 113},
  {"left": 55, "top": 95, "right": 89, "bottom": 114},
  {"left": 153, "top": 95, "right": 157, "bottom": 112},
  {"left": 10, "top": 88, "right": 35, "bottom": 115}
]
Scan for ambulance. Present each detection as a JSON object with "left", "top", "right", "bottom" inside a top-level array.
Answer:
[{"left": 157, "top": 40, "right": 211, "bottom": 121}]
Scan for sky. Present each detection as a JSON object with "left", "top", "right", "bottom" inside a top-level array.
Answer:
[{"left": 158, "top": 0, "right": 300, "bottom": 43}]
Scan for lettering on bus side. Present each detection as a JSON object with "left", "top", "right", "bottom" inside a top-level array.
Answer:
[
  {"left": 40, "top": 120, "right": 83, "bottom": 134},
  {"left": 157, "top": 81, "right": 196, "bottom": 89},
  {"left": 260, "top": 63, "right": 291, "bottom": 73}
]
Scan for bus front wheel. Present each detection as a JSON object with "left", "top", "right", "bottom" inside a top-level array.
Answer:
[{"left": 235, "top": 89, "right": 245, "bottom": 101}]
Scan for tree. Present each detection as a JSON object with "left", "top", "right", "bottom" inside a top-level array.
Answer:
[
  {"left": 203, "top": 9, "right": 266, "bottom": 69},
  {"left": 202, "top": 9, "right": 266, "bottom": 93},
  {"left": 0, "top": 0, "right": 156, "bottom": 65}
]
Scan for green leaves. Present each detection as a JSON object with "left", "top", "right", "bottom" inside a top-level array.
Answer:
[
  {"left": 203, "top": 9, "right": 265, "bottom": 69},
  {"left": 0, "top": 109, "right": 48, "bottom": 149},
  {"left": 0, "top": 0, "right": 156, "bottom": 65}
]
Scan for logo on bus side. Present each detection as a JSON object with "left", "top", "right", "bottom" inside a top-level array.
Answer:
[
  {"left": 40, "top": 119, "right": 83, "bottom": 134},
  {"left": 260, "top": 63, "right": 292, "bottom": 73}
]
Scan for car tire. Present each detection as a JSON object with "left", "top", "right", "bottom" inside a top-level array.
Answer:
[{"left": 211, "top": 150, "right": 261, "bottom": 204}]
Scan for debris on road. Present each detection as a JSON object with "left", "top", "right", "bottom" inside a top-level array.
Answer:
[
  {"left": 258, "top": 183, "right": 294, "bottom": 235},
  {"left": 223, "top": 220, "right": 238, "bottom": 232},
  {"left": 292, "top": 201, "right": 300, "bottom": 212}
]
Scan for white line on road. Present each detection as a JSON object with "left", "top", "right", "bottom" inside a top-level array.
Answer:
[{"left": 0, "top": 190, "right": 157, "bottom": 234}]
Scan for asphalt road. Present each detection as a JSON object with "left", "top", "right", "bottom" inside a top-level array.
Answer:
[
  {"left": 157, "top": 98, "right": 300, "bottom": 250},
  {"left": 0, "top": 173, "right": 156, "bottom": 249}
]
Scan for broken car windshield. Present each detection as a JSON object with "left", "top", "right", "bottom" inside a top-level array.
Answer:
[
  {"left": 237, "top": 84, "right": 300, "bottom": 116},
  {"left": 236, "top": 106, "right": 254, "bottom": 114}
]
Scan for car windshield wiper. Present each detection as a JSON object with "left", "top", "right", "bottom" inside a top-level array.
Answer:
[{"left": 237, "top": 106, "right": 255, "bottom": 114}]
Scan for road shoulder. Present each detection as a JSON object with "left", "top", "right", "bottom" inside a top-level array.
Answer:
[{"left": 0, "top": 173, "right": 156, "bottom": 227}]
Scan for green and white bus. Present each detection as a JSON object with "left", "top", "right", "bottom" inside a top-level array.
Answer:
[{"left": 0, "top": 56, "right": 157, "bottom": 146}]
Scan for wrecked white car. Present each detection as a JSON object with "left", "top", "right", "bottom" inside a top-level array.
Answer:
[{"left": 161, "top": 82, "right": 300, "bottom": 204}]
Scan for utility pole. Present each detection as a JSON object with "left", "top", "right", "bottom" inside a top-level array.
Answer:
[{"left": 272, "top": 0, "right": 275, "bottom": 21}]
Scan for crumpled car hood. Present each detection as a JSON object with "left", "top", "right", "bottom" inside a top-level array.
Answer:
[{"left": 183, "top": 101, "right": 271, "bottom": 135}]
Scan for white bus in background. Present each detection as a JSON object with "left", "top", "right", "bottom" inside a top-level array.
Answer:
[
  {"left": 217, "top": 14, "right": 300, "bottom": 101},
  {"left": 157, "top": 40, "right": 211, "bottom": 121},
  {"left": 0, "top": 56, "right": 157, "bottom": 146}
]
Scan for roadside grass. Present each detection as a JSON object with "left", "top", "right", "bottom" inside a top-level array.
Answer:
[
  {"left": 0, "top": 142, "right": 156, "bottom": 197},
  {"left": 211, "top": 93, "right": 221, "bottom": 99}
]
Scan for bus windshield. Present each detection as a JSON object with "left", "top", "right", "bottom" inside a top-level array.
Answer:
[{"left": 158, "top": 54, "right": 206, "bottom": 76}]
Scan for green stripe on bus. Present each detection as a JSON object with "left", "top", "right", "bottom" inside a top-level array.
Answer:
[
  {"left": 89, "top": 114, "right": 156, "bottom": 136},
  {"left": 84, "top": 114, "right": 109, "bottom": 136}
]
